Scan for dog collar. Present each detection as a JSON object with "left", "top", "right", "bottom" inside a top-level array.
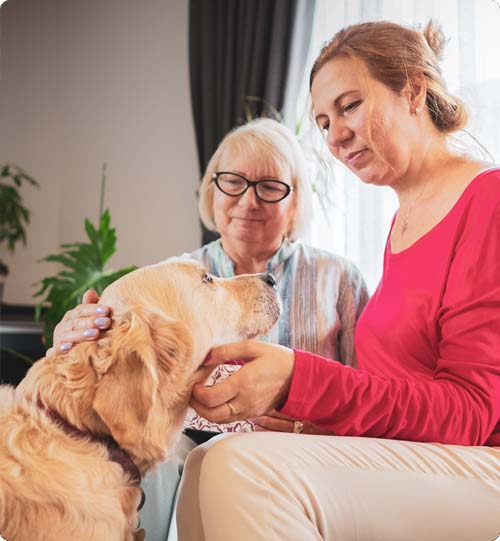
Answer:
[{"left": 39, "top": 403, "right": 145, "bottom": 510}]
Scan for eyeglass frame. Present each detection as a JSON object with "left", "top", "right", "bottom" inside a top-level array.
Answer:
[{"left": 211, "top": 171, "right": 294, "bottom": 203}]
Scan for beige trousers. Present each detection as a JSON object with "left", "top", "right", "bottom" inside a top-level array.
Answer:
[{"left": 176, "top": 432, "right": 500, "bottom": 541}]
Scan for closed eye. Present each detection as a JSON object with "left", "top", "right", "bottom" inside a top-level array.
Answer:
[
  {"left": 343, "top": 99, "right": 362, "bottom": 113},
  {"left": 202, "top": 272, "right": 214, "bottom": 284}
]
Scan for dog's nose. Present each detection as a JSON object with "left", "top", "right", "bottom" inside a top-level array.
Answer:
[{"left": 262, "top": 273, "right": 277, "bottom": 289}]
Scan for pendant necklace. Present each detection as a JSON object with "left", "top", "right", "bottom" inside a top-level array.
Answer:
[{"left": 400, "top": 181, "right": 429, "bottom": 235}]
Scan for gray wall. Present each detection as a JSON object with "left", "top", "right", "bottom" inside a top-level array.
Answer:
[{"left": 0, "top": 0, "right": 200, "bottom": 304}]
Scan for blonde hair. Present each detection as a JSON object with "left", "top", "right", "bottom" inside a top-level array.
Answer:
[
  {"left": 310, "top": 20, "right": 468, "bottom": 134},
  {"left": 198, "top": 118, "right": 312, "bottom": 241}
]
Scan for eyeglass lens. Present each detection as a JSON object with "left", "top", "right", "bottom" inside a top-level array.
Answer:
[{"left": 215, "top": 173, "right": 290, "bottom": 202}]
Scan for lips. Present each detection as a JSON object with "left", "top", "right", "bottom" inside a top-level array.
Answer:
[
  {"left": 231, "top": 216, "right": 264, "bottom": 222},
  {"left": 346, "top": 148, "right": 368, "bottom": 166}
]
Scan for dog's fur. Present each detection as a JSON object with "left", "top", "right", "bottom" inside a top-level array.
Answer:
[{"left": 0, "top": 259, "right": 280, "bottom": 541}]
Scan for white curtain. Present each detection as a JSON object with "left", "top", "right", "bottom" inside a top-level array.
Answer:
[{"left": 292, "top": 0, "right": 500, "bottom": 293}]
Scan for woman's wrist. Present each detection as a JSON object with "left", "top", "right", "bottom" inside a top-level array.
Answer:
[{"left": 274, "top": 346, "right": 295, "bottom": 410}]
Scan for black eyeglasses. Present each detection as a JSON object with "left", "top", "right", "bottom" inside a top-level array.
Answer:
[{"left": 212, "top": 172, "right": 294, "bottom": 203}]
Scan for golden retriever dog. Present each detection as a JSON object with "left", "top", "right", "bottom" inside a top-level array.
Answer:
[{"left": 0, "top": 258, "right": 280, "bottom": 541}]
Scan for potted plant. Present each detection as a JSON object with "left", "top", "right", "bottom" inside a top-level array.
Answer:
[
  {"left": 0, "top": 163, "right": 39, "bottom": 304},
  {"left": 34, "top": 164, "right": 137, "bottom": 347}
]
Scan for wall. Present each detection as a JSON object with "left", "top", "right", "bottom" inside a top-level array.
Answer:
[{"left": 0, "top": 0, "right": 201, "bottom": 304}]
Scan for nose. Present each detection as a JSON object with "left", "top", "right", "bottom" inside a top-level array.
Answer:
[
  {"left": 326, "top": 122, "right": 353, "bottom": 152},
  {"left": 237, "top": 185, "right": 260, "bottom": 208},
  {"left": 260, "top": 273, "right": 277, "bottom": 289}
]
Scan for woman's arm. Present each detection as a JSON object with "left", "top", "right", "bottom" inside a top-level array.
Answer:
[{"left": 193, "top": 204, "right": 500, "bottom": 446}]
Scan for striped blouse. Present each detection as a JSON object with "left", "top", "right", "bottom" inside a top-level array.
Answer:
[{"left": 183, "top": 238, "right": 369, "bottom": 432}]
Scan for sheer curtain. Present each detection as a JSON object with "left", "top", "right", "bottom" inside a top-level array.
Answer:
[{"left": 293, "top": 0, "right": 500, "bottom": 293}]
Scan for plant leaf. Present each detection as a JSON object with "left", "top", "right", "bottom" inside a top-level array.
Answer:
[
  {"left": 34, "top": 207, "right": 137, "bottom": 347},
  {"left": 0, "top": 164, "right": 39, "bottom": 254}
]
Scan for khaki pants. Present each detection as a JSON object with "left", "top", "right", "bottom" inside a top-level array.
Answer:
[{"left": 176, "top": 432, "right": 500, "bottom": 541}]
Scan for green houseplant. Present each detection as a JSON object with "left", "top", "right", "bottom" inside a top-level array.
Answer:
[
  {"left": 34, "top": 164, "right": 137, "bottom": 348},
  {"left": 0, "top": 163, "right": 39, "bottom": 302}
]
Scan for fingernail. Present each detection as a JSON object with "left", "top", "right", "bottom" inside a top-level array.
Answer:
[
  {"left": 96, "top": 305, "right": 108, "bottom": 315},
  {"left": 95, "top": 317, "right": 109, "bottom": 328},
  {"left": 83, "top": 328, "right": 99, "bottom": 338},
  {"left": 60, "top": 342, "right": 73, "bottom": 352}
]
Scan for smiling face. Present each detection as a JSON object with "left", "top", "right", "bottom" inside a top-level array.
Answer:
[
  {"left": 212, "top": 145, "right": 296, "bottom": 250},
  {"left": 311, "top": 55, "right": 420, "bottom": 187}
]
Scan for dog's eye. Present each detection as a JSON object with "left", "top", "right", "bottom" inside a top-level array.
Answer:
[{"left": 202, "top": 273, "right": 214, "bottom": 284}]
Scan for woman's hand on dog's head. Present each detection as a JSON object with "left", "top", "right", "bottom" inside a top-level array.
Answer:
[
  {"left": 46, "top": 289, "right": 112, "bottom": 357},
  {"left": 190, "top": 340, "right": 295, "bottom": 423}
]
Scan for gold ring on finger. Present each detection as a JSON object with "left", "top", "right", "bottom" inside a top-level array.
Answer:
[
  {"left": 226, "top": 400, "right": 237, "bottom": 417},
  {"left": 292, "top": 420, "right": 304, "bottom": 434}
]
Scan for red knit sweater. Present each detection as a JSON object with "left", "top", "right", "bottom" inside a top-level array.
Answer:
[{"left": 281, "top": 168, "right": 500, "bottom": 446}]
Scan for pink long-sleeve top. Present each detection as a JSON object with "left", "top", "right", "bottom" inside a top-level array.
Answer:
[{"left": 281, "top": 168, "right": 500, "bottom": 446}]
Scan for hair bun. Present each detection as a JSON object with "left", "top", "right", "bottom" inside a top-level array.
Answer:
[{"left": 422, "top": 19, "right": 447, "bottom": 61}]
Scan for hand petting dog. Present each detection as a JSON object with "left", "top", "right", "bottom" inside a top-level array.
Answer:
[{"left": 191, "top": 341, "right": 335, "bottom": 435}]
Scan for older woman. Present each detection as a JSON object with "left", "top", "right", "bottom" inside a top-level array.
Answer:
[
  {"left": 50, "top": 118, "right": 368, "bottom": 541},
  {"left": 177, "top": 21, "right": 500, "bottom": 541}
]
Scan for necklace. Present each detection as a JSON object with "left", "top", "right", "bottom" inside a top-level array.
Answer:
[
  {"left": 399, "top": 181, "right": 430, "bottom": 235},
  {"left": 397, "top": 151, "right": 467, "bottom": 235}
]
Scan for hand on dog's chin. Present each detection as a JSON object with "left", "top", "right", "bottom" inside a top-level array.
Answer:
[
  {"left": 190, "top": 341, "right": 295, "bottom": 423},
  {"left": 192, "top": 358, "right": 246, "bottom": 386},
  {"left": 191, "top": 349, "right": 219, "bottom": 381},
  {"left": 192, "top": 363, "right": 215, "bottom": 385},
  {"left": 192, "top": 346, "right": 246, "bottom": 383}
]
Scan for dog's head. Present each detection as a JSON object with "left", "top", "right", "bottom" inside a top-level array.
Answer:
[{"left": 90, "top": 258, "right": 280, "bottom": 467}]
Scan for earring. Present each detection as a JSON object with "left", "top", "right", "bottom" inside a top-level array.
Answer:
[{"left": 415, "top": 107, "right": 421, "bottom": 115}]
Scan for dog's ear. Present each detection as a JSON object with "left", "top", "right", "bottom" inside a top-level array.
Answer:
[{"left": 92, "top": 311, "right": 192, "bottom": 451}]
